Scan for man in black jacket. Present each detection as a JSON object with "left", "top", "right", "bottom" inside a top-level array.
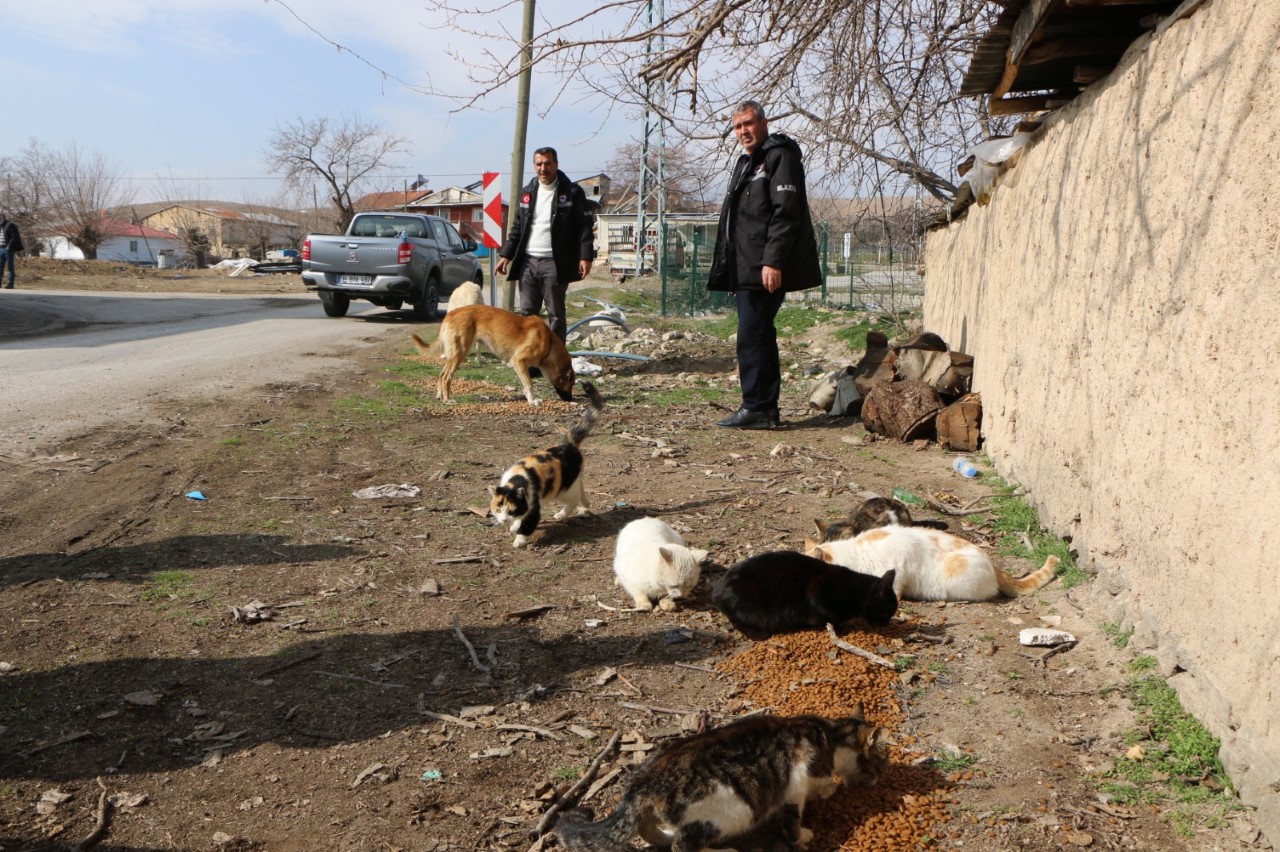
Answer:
[
  {"left": 706, "top": 101, "right": 822, "bottom": 429},
  {"left": 0, "top": 212, "right": 24, "bottom": 289},
  {"left": 496, "top": 147, "right": 596, "bottom": 341}
]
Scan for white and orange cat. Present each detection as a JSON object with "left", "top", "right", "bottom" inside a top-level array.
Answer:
[
  {"left": 806, "top": 525, "right": 1058, "bottom": 602},
  {"left": 612, "top": 517, "right": 708, "bottom": 611}
]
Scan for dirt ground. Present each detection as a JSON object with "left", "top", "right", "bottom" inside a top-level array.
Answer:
[{"left": 0, "top": 259, "right": 1269, "bottom": 851}]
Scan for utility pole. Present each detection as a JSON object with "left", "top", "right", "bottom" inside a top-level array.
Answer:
[
  {"left": 504, "top": 0, "right": 537, "bottom": 311},
  {"left": 635, "top": 0, "right": 666, "bottom": 280}
]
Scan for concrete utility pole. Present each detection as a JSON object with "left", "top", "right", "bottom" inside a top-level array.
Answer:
[{"left": 504, "top": 0, "right": 537, "bottom": 311}]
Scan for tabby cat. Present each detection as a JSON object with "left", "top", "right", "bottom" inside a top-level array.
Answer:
[
  {"left": 612, "top": 517, "right": 709, "bottom": 611},
  {"left": 806, "top": 525, "right": 1059, "bottom": 602},
  {"left": 489, "top": 382, "right": 604, "bottom": 548},
  {"left": 712, "top": 550, "right": 898, "bottom": 640},
  {"left": 556, "top": 709, "right": 890, "bottom": 852},
  {"left": 813, "top": 495, "right": 948, "bottom": 543}
]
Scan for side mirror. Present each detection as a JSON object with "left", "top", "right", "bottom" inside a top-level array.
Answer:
[{"left": 462, "top": 239, "right": 478, "bottom": 253}]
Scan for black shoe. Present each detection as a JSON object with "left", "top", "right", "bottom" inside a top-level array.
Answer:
[{"left": 716, "top": 407, "right": 777, "bottom": 429}]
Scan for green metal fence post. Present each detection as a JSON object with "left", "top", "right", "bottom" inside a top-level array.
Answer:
[{"left": 820, "top": 222, "right": 829, "bottom": 304}]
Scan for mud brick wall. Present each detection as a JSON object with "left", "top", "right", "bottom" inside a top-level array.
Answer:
[{"left": 924, "top": 1, "right": 1280, "bottom": 841}]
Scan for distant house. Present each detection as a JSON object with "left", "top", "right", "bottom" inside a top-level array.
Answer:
[
  {"left": 137, "top": 203, "right": 301, "bottom": 259},
  {"left": 43, "top": 217, "right": 185, "bottom": 264},
  {"left": 356, "top": 180, "right": 511, "bottom": 247}
]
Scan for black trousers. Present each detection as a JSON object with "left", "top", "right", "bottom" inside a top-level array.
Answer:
[
  {"left": 735, "top": 287, "right": 786, "bottom": 411},
  {"left": 517, "top": 256, "right": 567, "bottom": 341}
]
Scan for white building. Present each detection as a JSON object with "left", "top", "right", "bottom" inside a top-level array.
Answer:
[{"left": 43, "top": 218, "right": 186, "bottom": 264}]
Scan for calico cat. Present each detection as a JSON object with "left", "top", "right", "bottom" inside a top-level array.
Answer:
[
  {"left": 814, "top": 495, "right": 949, "bottom": 543},
  {"left": 488, "top": 382, "right": 604, "bottom": 548},
  {"left": 612, "top": 517, "right": 709, "bottom": 611},
  {"left": 556, "top": 710, "right": 890, "bottom": 852},
  {"left": 712, "top": 550, "right": 898, "bottom": 641},
  {"left": 806, "top": 525, "right": 1060, "bottom": 602}
]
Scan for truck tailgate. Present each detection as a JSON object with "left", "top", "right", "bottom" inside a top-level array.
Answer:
[{"left": 305, "top": 237, "right": 410, "bottom": 279}]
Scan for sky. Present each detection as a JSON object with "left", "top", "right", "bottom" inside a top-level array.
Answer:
[{"left": 1, "top": 0, "right": 643, "bottom": 205}]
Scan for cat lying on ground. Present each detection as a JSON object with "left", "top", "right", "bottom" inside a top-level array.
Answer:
[
  {"left": 556, "top": 709, "right": 890, "bottom": 851},
  {"left": 806, "top": 525, "right": 1059, "bottom": 601},
  {"left": 814, "top": 495, "right": 949, "bottom": 542}
]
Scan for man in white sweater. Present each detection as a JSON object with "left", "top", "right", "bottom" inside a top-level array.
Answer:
[{"left": 496, "top": 148, "right": 595, "bottom": 341}]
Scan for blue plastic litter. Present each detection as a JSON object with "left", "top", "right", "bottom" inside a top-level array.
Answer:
[
  {"left": 185, "top": 491, "right": 207, "bottom": 501},
  {"left": 421, "top": 769, "right": 443, "bottom": 782}
]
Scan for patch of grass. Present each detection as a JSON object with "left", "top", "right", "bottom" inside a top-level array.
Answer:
[
  {"left": 831, "top": 314, "right": 901, "bottom": 353},
  {"left": 218, "top": 436, "right": 243, "bottom": 447},
  {"left": 1099, "top": 673, "right": 1241, "bottom": 825},
  {"left": 934, "top": 752, "right": 978, "bottom": 773},
  {"left": 1129, "top": 655, "right": 1157, "bottom": 672},
  {"left": 140, "top": 570, "right": 197, "bottom": 601},
  {"left": 894, "top": 655, "right": 915, "bottom": 672},
  {"left": 983, "top": 466, "right": 1089, "bottom": 588},
  {"left": 1101, "top": 621, "right": 1134, "bottom": 648},
  {"left": 335, "top": 395, "right": 402, "bottom": 421},
  {"left": 552, "top": 765, "right": 585, "bottom": 782}
]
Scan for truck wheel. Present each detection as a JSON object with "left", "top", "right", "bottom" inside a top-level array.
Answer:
[
  {"left": 412, "top": 277, "right": 440, "bottom": 322},
  {"left": 320, "top": 290, "right": 350, "bottom": 317}
]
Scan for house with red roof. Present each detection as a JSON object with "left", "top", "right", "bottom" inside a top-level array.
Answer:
[{"left": 42, "top": 217, "right": 186, "bottom": 264}]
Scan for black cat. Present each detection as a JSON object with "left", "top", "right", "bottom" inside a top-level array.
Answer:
[{"left": 712, "top": 551, "right": 898, "bottom": 640}]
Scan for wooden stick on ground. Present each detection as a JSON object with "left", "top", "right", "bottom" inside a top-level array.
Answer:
[
  {"left": 452, "top": 613, "right": 491, "bottom": 675},
  {"left": 826, "top": 624, "right": 897, "bottom": 669},
  {"left": 72, "top": 777, "right": 110, "bottom": 851},
  {"left": 528, "top": 730, "right": 621, "bottom": 842}
]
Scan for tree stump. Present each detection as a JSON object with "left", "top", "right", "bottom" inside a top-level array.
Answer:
[
  {"left": 861, "top": 380, "right": 943, "bottom": 441},
  {"left": 936, "top": 393, "right": 983, "bottom": 451}
]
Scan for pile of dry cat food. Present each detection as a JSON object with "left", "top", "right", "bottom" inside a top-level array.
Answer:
[
  {"left": 411, "top": 378, "right": 580, "bottom": 418},
  {"left": 719, "top": 625, "right": 956, "bottom": 851}
]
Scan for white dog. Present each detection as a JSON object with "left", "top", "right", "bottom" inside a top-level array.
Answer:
[
  {"left": 447, "top": 280, "right": 484, "bottom": 313},
  {"left": 446, "top": 281, "right": 486, "bottom": 359}
]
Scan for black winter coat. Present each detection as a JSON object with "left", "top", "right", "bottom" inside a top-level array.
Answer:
[
  {"left": 498, "top": 171, "right": 595, "bottom": 285},
  {"left": 0, "top": 219, "right": 23, "bottom": 253},
  {"left": 707, "top": 133, "right": 821, "bottom": 293}
]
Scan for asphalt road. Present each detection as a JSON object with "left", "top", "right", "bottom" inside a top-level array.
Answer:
[{"left": 0, "top": 288, "right": 424, "bottom": 451}]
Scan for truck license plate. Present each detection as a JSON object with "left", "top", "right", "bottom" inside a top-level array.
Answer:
[{"left": 339, "top": 274, "right": 373, "bottom": 286}]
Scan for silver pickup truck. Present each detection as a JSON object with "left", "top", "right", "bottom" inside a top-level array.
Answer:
[{"left": 301, "top": 212, "right": 483, "bottom": 320}]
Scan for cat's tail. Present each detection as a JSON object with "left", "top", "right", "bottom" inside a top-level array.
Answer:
[
  {"left": 566, "top": 381, "right": 605, "bottom": 446},
  {"left": 995, "top": 554, "right": 1060, "bottom": 596},
  {"left": 410, "top": 332, "right": 443, "bottom": 359},
  {"left": 555, "top": 802, "right": 641, "bottom": 851}
]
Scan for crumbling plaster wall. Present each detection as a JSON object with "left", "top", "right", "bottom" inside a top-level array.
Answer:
[{"left": 924, "top": 0, "right": 1280, "bottom": 838}]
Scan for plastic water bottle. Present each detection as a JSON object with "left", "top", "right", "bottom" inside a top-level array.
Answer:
[{"left": 952, "top": 457, "right": 979, "bottom": 478}]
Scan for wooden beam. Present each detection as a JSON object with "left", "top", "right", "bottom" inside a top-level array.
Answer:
[
  {"left": 993, "top": 0, "right": 1063, "bottom": 99},
  {"left": 988, "top": 95, "right": 1052, "bottom": 116},
  {"left": 1024, "top": 35, "right": 1136, "bottom": 65},
  {"left": 1073, "top": 64, "right": 1111, "bottom": 84},
  {"left": 1066, "top": 0, "right": 1162, "bottom": 6}
]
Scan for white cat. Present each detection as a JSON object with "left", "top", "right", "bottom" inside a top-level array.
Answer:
[
  {"left": 805, "top": 525, "right": 1058, "bottom": 602},
  {"left": 613, "top": 517, "right": 708, "bottom": 611}
]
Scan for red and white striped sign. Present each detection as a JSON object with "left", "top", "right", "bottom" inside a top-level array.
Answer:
[{"left": 482, "top": 172, "right": 503, "bottom": 249}]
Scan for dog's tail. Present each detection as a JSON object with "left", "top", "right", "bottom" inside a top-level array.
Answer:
[
  {"left": 567, "top": 382, "right": 604, "bottom": 446},
  {"left": 411, "top": 332, "right": 444, "bottom": 358}
]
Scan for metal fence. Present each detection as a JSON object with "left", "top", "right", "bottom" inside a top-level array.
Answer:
[{"left": 655, "top": 221, "right": 924, "bottom": 317}]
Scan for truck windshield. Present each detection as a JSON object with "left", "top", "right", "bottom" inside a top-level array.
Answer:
[{"left": 351, "top": 216, "right": 427, "bottom": 239}]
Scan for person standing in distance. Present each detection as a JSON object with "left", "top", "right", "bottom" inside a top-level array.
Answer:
[
  {"left": 0, "top": 212, "right": 24, "bottom": 289},
  {"left": 707, "top": 101, "right": 822, "bottom": 429},
  {"left": 496, "top": 147, "right": 596, "bottom": 341}
]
